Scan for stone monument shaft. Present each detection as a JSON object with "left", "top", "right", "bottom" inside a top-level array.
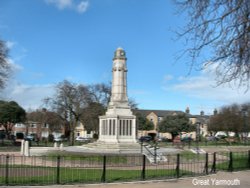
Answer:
[
  {"left": 98, "top": 47, "right": 136, "bottom": 143},
  {"left": 110, "top": 47, "right": 128, "bottom": 103}
]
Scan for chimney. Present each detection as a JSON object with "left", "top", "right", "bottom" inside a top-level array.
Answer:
[
  {"left": 185, "top": 107, "right": 190, "bottom": 114},
  {"left": 200, "top": 110, "right": 204, "bottom": 116},
  {"left": 213, "top": 108, "right": 218, "bottom": 115}
]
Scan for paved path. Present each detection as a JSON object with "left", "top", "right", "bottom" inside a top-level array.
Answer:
[{"left": 3, "top": 171, "right": 250, "bottom": 188}]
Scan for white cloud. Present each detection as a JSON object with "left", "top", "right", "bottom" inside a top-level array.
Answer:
[
  {"left": 6, "top": 41, "right": 16, "bottom": 49},
  {"left": 0, "top": 81, "right": 55, "bottom": 110},
  {"left": 163, "top": 69, "right": 250, "bottom": 105},
  {"left": 45, "top": 0, "right": 89, "bottom": 14},
  {"left": 45, "top": 0, "right": 72, "bottom": 10},
  {"left": 77, "top": 1, "right": 89, "bottom": 13},
  {"left": 7, "top": 58, "right": 23, "bottom": 72}
]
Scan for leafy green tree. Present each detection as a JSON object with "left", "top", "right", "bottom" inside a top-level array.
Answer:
[
  {"left": 159, "top": 114, "right": 194, "bottom": 139},
  {"left": 135, "top": 113, "right": 154, "bottom": 131},
  {"left": 81, "top": 102, "right": 105, "bottom": 133},
  {"left": 0, "top": 100, "right": 26, "bottom": 138}
]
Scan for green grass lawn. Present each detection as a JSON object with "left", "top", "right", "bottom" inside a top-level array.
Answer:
[
  {"left": 179, "top": 150, "right": 206, "bottom": 161},
  {"left": 215, "top": 153, "right": 249, "bottom": 171},
  {"left": 0, "top": 166, "right": 192, "bottom": 185},
  {"left": 46, "top": 152, "right": 130, "bottom": 164}
]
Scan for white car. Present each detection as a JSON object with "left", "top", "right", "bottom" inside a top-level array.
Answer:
[
  {"left": 75, "top": 136, "right": 90, "bottom": 142},
  {"left": 25, "top": 135, "right": 34, "bottom": 141},
  {"left": 54, "top": 137, "right": 63, "bottom": 142}
]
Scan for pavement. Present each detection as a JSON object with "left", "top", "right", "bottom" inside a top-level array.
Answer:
[{"left": 3, "top": 170, "right": 250, "bottom": 188}]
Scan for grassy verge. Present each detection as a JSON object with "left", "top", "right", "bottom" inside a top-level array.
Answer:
[
  {"left": 0, "top": 166, "right": 192, "bottom": 185},
  {"left": 216, "top": 153, "right": 249, "bottom": 171},
  {"left": 45, "top": 152, "right": 129, "bottom": 164},
  {"left": 179, "top": 150, "right": 206, "bottom": 161}
]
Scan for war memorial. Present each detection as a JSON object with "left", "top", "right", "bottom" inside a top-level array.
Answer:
[{"left": 3, "top": 48, "right": 250, "bottom": 186}]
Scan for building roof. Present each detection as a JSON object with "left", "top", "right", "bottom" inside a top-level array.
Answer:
[
  {"left": 187, "top": 114, "right": 210, "bottom": 124},
  {"left": 133, "top": 109, "right": 210, "bottom": 124},
  {"left": 133, "top": 109, "right": 184, "bottom": 117}
]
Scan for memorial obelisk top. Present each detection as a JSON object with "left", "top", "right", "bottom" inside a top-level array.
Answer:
[{"left": 106, "top": 47, "right": 132, "bottom": 116}]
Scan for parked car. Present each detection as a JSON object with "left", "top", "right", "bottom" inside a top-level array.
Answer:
[
  {"left": 215, "top": 131, "right": 227, "bottom": 139},
  {"left": 155, "top": 137, "right": 170, "bottom": 142},
  {"left": 54, "top": 137, "right": 63, "bottom": 142},
  {"left": 75, "top": 136, "right": 91, "bottom": 142},
  {"left": 138, "top": 136, "right": 152, "bottom": 142},
  {"left": 206, "top": 136, "right": 218, "bottom": 141},
  {"left": 181, "top": 137, "right": 193, "bottom": 142},
  {"left": 25, "top": 135, "right": 34, "bottom": 141},
  {"left": 161, "top": 137, "right": 172, "bottom": 142}
]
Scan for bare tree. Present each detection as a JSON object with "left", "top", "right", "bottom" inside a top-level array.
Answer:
[
  {"left": 175, "top": 0, "right": 250, "bottom": 89},
  {"left": 208, "top": 103, "right": 250, "bottom": 136},
  {"left": 0, "top": 39, "right": 11, "bottom": 89},
  {"left": 45, "top": 80, "right": 91, "bottom": 145},
  {"left": 88, "top": 83, "right": 111, "bottom": 107}
]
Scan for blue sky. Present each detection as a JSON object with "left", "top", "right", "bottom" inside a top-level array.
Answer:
[{"left": 0, "top": 0, "right": 249, "bottom": 115}]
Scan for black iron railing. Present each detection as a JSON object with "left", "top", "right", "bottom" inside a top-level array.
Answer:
[{"left": 0, "top": 150, "right": 250, "bottom": 185}]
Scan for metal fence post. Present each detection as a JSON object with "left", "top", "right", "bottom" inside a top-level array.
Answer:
[
  {"left": 154, "top": 143, "right": 157, "bottom": 164},
  {"left": 101, "top": 155, "right": 106, "bottom": 183},
  {"left": 248, "top": 150, "right": 250, "bottom": 169},
  {"left": 5, "top": 154, "right": 9, "bottom": 185},
  {"left": 176, "top": 153, "right": 180, "bottom": 178},
  {"left": 141, "top": 154, "right": 146, "bottom": 180},
  {"left": 211, "top": 152, "right": 216, "bottom": 173},
  {"left": 228, "top": 151, "right": 233, "bottom": 172},
  {"left": 56, "top": 156, "right": 61, "bottom": 184},
  {"left": 204, "top": 153, "right": 208, "bottom": 175}
]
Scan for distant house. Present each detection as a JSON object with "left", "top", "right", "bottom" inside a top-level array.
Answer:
[
  {"left": 74, "top": 121, "right": 93, "bottom": 138},
  {"left": 134, "top": 108, "right": 210, "bottom": 140},
  {"left": 13, "top": 121, "right": 64, "bottom": 140},
  {"left": 133, "top": 109, "right": 184, "bottom": 139},
  {"left": 187, "top": 111, "right": 210, "bottom": 138}
]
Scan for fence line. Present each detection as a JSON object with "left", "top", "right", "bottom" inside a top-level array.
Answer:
[{"left": 0, "top": 150, "right": 250, "bottom": 185}]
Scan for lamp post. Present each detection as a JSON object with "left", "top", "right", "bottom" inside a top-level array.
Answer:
[
  {"left": 241, "top": 107, "right": 248, "bottom": 145},
  {"left": 196, "top": 122, "right": 201, "bottom": 153}
]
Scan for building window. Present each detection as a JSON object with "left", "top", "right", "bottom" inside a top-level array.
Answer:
[
  {"left": 15, "top": 123, "right": 22, "bottom": 127},
  {"left": 31, "top": 124, "right": 36, "bottom": 128},
  {"left": 158, "top": 117, "right": 163, "bottom": 122}
]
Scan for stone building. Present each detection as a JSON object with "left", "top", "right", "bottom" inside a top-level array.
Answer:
[{"left": 134, "top": 107, "right": 210, "bottom": 140}]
